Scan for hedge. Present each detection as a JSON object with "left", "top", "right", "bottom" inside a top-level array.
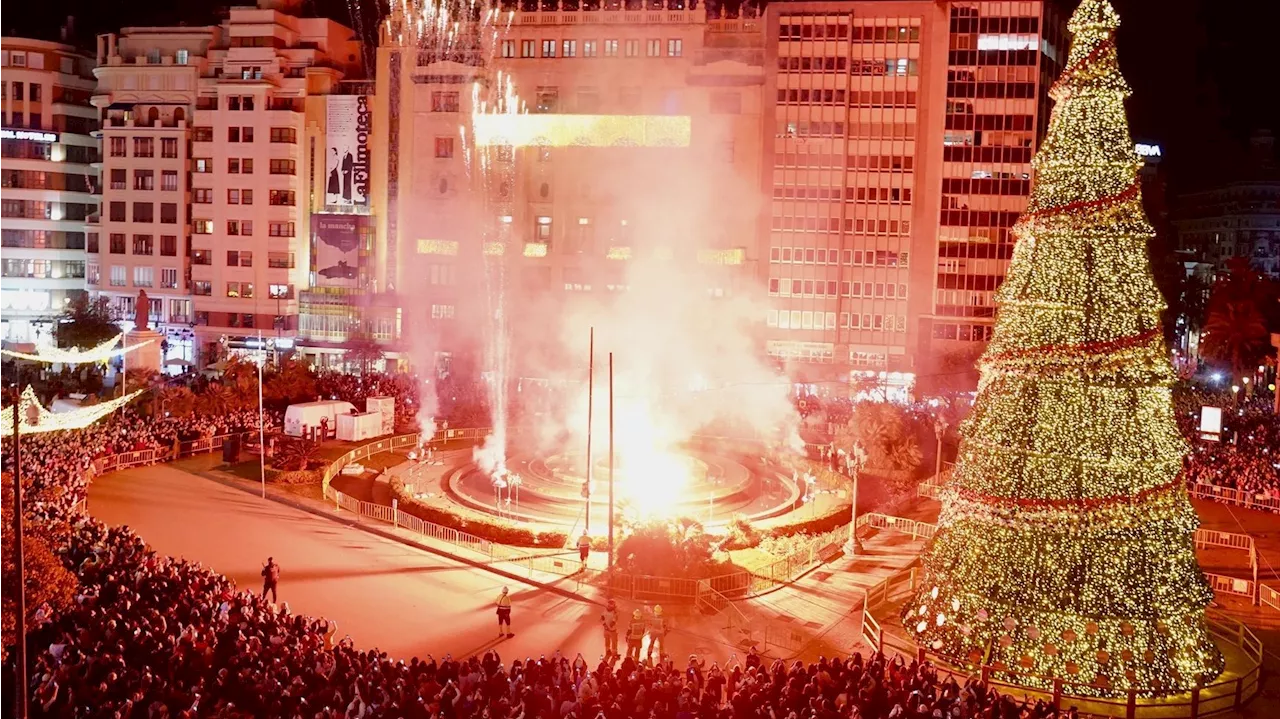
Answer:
[{"left": 389, "top": 477, "right": 569, "bottom": 549}]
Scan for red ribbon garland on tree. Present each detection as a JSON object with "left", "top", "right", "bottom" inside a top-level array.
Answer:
[
  {"left": 984, "top": 327, "right": 1160, "bottom": 364},
  {"left": 1048, "top": 36, "right": 1116, "bottom": 99},
  {"left": 1016, "top": 182, "right": 1140, "bottom": 227}
]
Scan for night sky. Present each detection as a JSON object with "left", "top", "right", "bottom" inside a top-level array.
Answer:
[{"left": 4, "top": 0, "right": 1277, "bottom": 192}]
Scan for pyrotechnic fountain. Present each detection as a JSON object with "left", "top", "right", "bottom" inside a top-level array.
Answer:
[{"left": 388, "top": 1, "right": 814, "bottom": 530}]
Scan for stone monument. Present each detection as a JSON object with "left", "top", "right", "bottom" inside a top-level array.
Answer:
[{"left": 125, "top": 289, "right": 164, "bottom": 374}]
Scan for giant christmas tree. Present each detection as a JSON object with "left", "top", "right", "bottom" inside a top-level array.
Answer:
[{"left": 905, "top": 0, "right": 1224, "bottom": 697}]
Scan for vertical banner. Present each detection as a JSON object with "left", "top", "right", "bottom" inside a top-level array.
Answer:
[
  {"left": 366, "top": 396, "right": 396, "bottom": 435},
  {"left": 313, "top": 214, "right": 361, "bottom": 286},
  {"left": 325, "top": 96, "right": 370, "bottom": 206}
]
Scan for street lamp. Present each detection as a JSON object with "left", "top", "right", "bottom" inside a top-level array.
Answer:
[
  {"left": 843, "top": 449, "right": 865, "bottom": 556},
  {"left": 933, "top": 415, "right": 950, "bottom": 480},
  {"left": 1232, "top": 384, "right": 1241, "bottom": 407}
]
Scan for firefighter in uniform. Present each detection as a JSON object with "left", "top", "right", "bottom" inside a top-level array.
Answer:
[
  {"left": 626, "top": 609, "right": 646, "bottom": 661},
  {"left": 600, "top": 598, "right": 619, "bottom": 658},
  {"left": 496, "top": 586, "right": 513, "bottom": 637},
  {"left": 646, "top": 605, "right": 668, "bottom": 662}
]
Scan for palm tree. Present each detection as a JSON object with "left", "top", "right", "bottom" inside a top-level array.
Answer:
[{"left": 1200, "top": 300, "right": 1270, "bottom": 376}]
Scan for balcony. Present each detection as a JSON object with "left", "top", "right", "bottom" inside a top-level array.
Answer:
[
  {"left": 168, "top": 314, "right": 192, "bottom": 325},
  {"left": 693, "top": 48, "right": 764, "bottom": 66}
]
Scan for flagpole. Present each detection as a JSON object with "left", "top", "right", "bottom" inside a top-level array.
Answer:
[
  {"left": 585, "top": 327, "right": 594, "bottom": 534},
  {"left": 258, "top": 330, "right": 266, "bottom": 499},
  {"left": 607, "top": 351, "right": 615, "bottom": 572}
]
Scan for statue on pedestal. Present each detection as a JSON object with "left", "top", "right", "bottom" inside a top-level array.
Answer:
[{"left": 134, "top": 289, "right": 150, "bottom": 331}]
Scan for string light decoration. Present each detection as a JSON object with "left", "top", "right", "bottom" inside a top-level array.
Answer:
[
  {"left": 1, "top": 385, "right": 144, "bottom": 437},
  {"left": 904, "top": 0, "right": 1223, "bottom": 697},
  {"left": 0, "top": 334, "right": 153, "bottom": 364}
]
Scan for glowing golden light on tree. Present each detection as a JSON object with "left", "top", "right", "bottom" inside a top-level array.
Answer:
[{"left": 903, "top": 0, "right": 1223, "bottom": 697}]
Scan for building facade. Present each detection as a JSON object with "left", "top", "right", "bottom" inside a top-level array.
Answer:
[
  {"left": 1174, "top": 132, "right": 1280, "bottom": 282},
  {"left": 91, "top": 0, "right": 363, "bottom": 366},
  {"left": 364, "top": 0, "right": 1066, "bottom": 390},
  {"left": 1, "top": 38, "right": 99, "bottom": 344},
  {"left": 373, "top": 3, "right": 766, "bottom": 376}
]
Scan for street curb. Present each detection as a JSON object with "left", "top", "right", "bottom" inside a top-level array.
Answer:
[{"left": 195, "top": 468, "right": 603, "bottom": 606}]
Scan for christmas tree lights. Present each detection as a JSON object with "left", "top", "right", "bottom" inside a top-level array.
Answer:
[
  {"left": 905, "top": 0, "right": 1224, "bottom": 697},
  {"left": 0, "top": 334, "right": 154, "bottom": 364}
]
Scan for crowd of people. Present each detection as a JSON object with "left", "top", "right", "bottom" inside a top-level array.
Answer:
[
  {"left": 1171, "top": 387, "right": 1280, "bottom": 500},
  {"left": 2, "top": 386, "right": 1080, "bottom": 718}
]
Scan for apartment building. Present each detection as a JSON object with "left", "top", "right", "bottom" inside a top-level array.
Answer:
[
  {"left": 92, "top": 25, "right": 218, "bottom": 364},
  {"left": 1, "top": 38, "right": 98, "bottom": 344},
  {"left": 761, "top": 1, "right": 1065, "bottom": 394},
  {"left": 92, "top": 0, "right": 362, "bottom": 365},
  {"left": 1174, "top": 132, "right": 1280, "bottom": 282},
  {"left": 373, "top": 3, "right": 765, "bottom": 373}
]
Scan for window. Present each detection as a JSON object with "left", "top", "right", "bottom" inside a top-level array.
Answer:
[
  {"left": 176, "top": 49, "right": 189, "bottom": 65},
  {"left": 110, "top": 169, "right": 126, "bottom": 190},
  {"left": 228, "top": 158, "right": 240, "bottom": 174},
  {"left": 431, "top": 304, "right": 455, "bottom": 320},
  {"left": 193, "top": 219, "right": 213, "bottom": 234},
  {"left": 161, "top": 171, "right": 178, "bottom": 191},
  {"left": 604, "top": 40, "right": 619, "bottom": 57},
  {"left": 109, "top": 137, "right": 126, "bottom": 157},
  {"left": 647, "top": 39, "right": 662, "bottom": 57},
  {"left": 576, "top": 87, "right": 599, "bottom": 113},
  {"left": 625, "top": 40, "right": 640, "bottom": 57},
  {"left": 192, "top": 250, "right": 211, "bottom": 265},
  {"left": 108, "top": 202, "right": 126, "bottom": 222},
  {"left": 194, "top": 158, "right": 212, "bottom": 173},
  {"left": 133, "top": 137, "right": 154, "bottom": 158},
  {"left": 562, "top": 40, "right": 577, "bottom": 58},
  {"left": 535, "top": 216, "right": 552, "bottom": 241},
  {"left": 501, "top": 40, "right": 516, "bottom": 58},
  {"left": 228, "top": 127, "right": 240, "bottom": 142},
  {"left": 193, "top": 188, "right": 212, "bottom": 204},
  {"left": 161, "top": 267, "right": 178, "bottom": 289},
  {"left": 542, "top": 40, "right": 557, "bottom": 58},
  {"left": 132, "top": 235, "right": 153, "bottom": 255},
  {"left": 227, "top": 189, "right": 240, "bottom": 205},
  {"left": 241, "top": 189, "right": 253, "bottom": 205},
  {"left": 192, "top": 127, "right": 213, "bottom": 142},
  {"left": 132, "top": 203, "right": 154, "bottom": 223},
  {"left": 161, "top": 137, "right": 178, "bottom": 158},
  {"left": 521, "top": 40, "right": 536, "bottom": 58},
  {"left": 269, "top": 189, "right": 295, "bottom": 205},
  {"left": 227, "top": 220, "right": 251, "bottom": 236},
  {"left": 268, "top": 159, "right": 293, "bottom": 175},
  {"left": 227, "top": 250, "right": 253, "bottom": 267},
  {"left": 535, "top": 87, "right": 558, "bottom": 113},
  {"left": 583, "top": 40, "right": 597, "bottom": 58},
  {"left": 430, "top": 92, "right": 459, "bottom": 112},
  {"left": 133, "top": 171, "right": 155, "bottom": 191},
  {"left": 269, "top": 127, "right": 296, "bottom": 143},
  {"left": 667, "top": 39, "right": 683, "bottom": 57},
  {"left": 108, "top": 234, "right": 126, "bottom": 254},
  {"left": 435, "top": 137, "right": 454, "bottom": 158},
  {"left": 268, "top": 221, "right": 295, "bottom": 237},
  {"left": 160, "top": 235, "right": 177, "bottom": 256},
  {"left": 226, "top": 282, "right": 254, "bottom": 298},
  {"left": 87, "top": 263, "right": 100, "bottom": 285},
  {"left": 268, "top": 252, "right": 294, "bottom": 269},
  {"left": 110, "top": 265, "right": 126, "bottom": 286},
  {"left": 133, "top": 266, "right": 154, "bottom": 287},
  {"left": 192, "top": 281, "right": 212, "bottom": 296},
  {"left": 160, "top": 203, "right": 177, "bottom": 224},
  {"left": 269, "top": 283, "right": 292, "bottom": 299}
]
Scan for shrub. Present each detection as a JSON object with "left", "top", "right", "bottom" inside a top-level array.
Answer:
[
  {"left": 389, "top": 477, "right": 567, "bottom": 548},
  {"left": 614, "top": 516, "right": 721, "bottom": 578},
  {"left": 274, "top": 438, "right": 319, "bottom": 472}
]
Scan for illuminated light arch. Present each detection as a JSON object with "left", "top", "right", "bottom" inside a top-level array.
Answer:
[
  {"left": 0, "top": 334, "right": 155, "bottom": 365},
  {"left": 1, "top": 385, "right": 145, "bottom": 437}
]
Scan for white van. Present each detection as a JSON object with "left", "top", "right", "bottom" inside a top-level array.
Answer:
[{"left": 284, "top": 400, "right": 357, "bottom": 438}]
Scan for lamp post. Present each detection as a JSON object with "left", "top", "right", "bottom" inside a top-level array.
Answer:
[
  {"left": 257, "top": 331, "right": 266, "bottom": 499},
  {"left": 607, "top": 351, "right": 615, "bottom": 572},
  {"left": 1232, "top": 384, "right": 1240, "bottom": 408},
  {"left": 843, "top": 446, "right": 865, "bottom": 556},
  {"left": 9, "top": 363, "right": 30, "bottom": 716},
  {"left": 933, "top": 416, "right": 949, "bottom": 480}
]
